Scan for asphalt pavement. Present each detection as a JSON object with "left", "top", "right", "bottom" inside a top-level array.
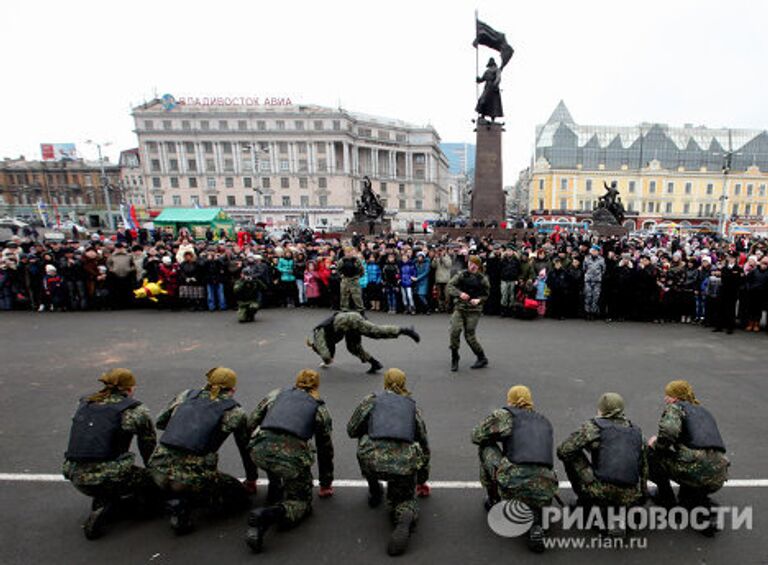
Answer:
[{"left": 0, "top": 309, "right": 766, "bottom": 564}]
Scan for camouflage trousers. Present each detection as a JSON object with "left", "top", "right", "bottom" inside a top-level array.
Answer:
[
  {"left": 65, "top": 463, "right": 156, "bottom": 503},
  {"left": 260, "top": 465, "right": 314, "bottom": 525},
  {"left": 562, "top": 454, "right": 642, "bottom": 507},
  {"left": 449, "top": 309, "right": 484, "bottom": 356},
  {"left": 336, "top": 312, "right": 401, "bottom": 363},
  {"left": 151, "top": 469, "right": 249, "bottom": 513},
  {"left": 237, "top": 300, "right": 260, "bottom": 323},
  {"left": 584, "top": 281, "right": 602, "bottom": 315},
  {"left": 647, "top": 446, "right": 728, "bottom": 499},
  {"left": 479, "top": 446, "right": 558, "bottom": 508},
  {"left": 340, "top": 279, "right": 364, "bottom": 313},
  {"left": 364, "top": 472, "right": 418, "bottom": 522}
]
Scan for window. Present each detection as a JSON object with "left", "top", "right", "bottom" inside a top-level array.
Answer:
[
  {"left": 734, "top": 183, "right": 741, "bottom": 196},
  {"left": 747, "top": 184, "right": 754, "bottom": 196},
  {"left": 259, "top": 161, "right": 271, "bottom": 173},
  {"left": 221, "top": 142, "right": 232, "bottom": 154},
  {"left": 169, "top": 159, "right": 179, "bottom": 171},
  {"left": 294, "top": 120, "right": 304, "bottom": 130},
  {"left": 760, "top": 184, "right": 766, "bottom": 197},
  {"left": 706, "top": 183, "right": 714, "bottom": 195},
  {"left": 316, "top": 142, "right": 326, "bottom": 154},
  {"left": 297, "top": 143, "right": 307, "bottom": 155},
  {"left": 628, "top": 180, "right": 636, "bottom": 193},
  {"left": 299, "top": 177, "right": 308, "bottom": 189},
  {"left": 280, "top": 177, "right": 290, "bottom": 189},
  {"left": 415, "top": 200, "right": 422, "bottom": 210},
  {"left": 182, "top": 120, "right": 191, "bottom": 131},
  {"left": 188, "top": 177, "right": 198, "bottom": 188},
  {"left": 685, "top": 182, "right": 692, "bottom": 195},
  {"left": 399, "top": 199, "right": 406, "bottom": 210},
  {"left": 560, "top": 198, "right": 567, "bottom": 210},
  {"left": 538, "top": 179, "right": 544, "bottom": 191},
  {"left": 667, "top": 182, "right": 674, "bottom": 194},
  {"left": 380, "top": 182, "right": 387, "bottom": 193},
  {"left": 190, "top": 195, "right": 199, "bottom": 206},
  {"left": 683, "top": 203, "right": 690, "bottom": 214},
  {"left": 209, "top": 195, "right": 218, "bottom": 206},
  {"left": 151, "top": 159, "right": 161, "bottom": 172},
  {"left": 262, "top": 177, "right": 271, "bottom": 189},
  {"left": 200, "top": 120, "right": 209, "bottom": 130},
  {"left": 649, "top": 180, "right": 656, "bottom": 193},
  {"left": 225, "top": 177, "right": 234, "bottom": 188},
  {"left": 154, "top": 195, "right": 163, "bottom": 206},
  {"left": 665, "top": 202, "right": 672, "bottom": 213},
  {"left": 314, "top": 120, "right": 324, "bottom": 131},
  {"left": 207, "top": 177, "right": 216, "bottom": 189},
  {"left": 166, "top": 142, "right": 176, "bottom": 153},
  {"left": 152, "top": 177, "right": 161, "bottom": 188},
  {"left": 318, "top": 177, "right": 327, "bottom": 189},
  {"left": 218, "top": 120, "right": 228, "bottom": 130},
  {"left": 538, "top": 198, "right": 544, "bottom": 209},
  {"left": 227, "top": 195, "right": 236, "bottom": 206},
  {"left": 144, "top": 120, "right": 154, "bottom": 130},
  {"left": 205, "top": 159, "right": 216, "bottom": 172},
  {"left": 282, "top": 196, "right": 291, "bottom": 207},
  {"left": 170, "top": 177, "right": 179, "bottom": 188},
  {"left": 276, "top": 120, "right": 285, "bottom": 130},
  {"left": 238, "top": 120, "right": 247, "bottom": 131},
  {"left": 332, "top": 120, "right": 341, "bottom": 131},
  {"left": 244, "top": 177, "right": 252, "bottom": 188},
  {"left": 223, "top": 159, "right": 234, "bottom": 172},
  {"left": 280, "top": 159, "right": 290, "bottom": 172},
  {"left": 257, "top": 120, "right": 266, "bottom": 131},
  {"left": 758, "top": 204, "right": 764, "bottom": 216},
  {"left": 172, "top": 195, "right": 181, "bottom": 206},
  {"left": 399, "top": 183, "right": 405, "bottom": 195},
  {"left": 317, "top": 158, "right": 327, "bottom": 172},
  {"left": 319, "top": 195, "right": 328, "bottom": 206},
  {"left": 300, "top": 195, "right": 309, "bottom": 207},
  {"left": 298, "top": 159, "right": 308, "bottom": 173},
  {"left": 184, "top": 142, "right": 195, "bottom": 153},
  {"left": 745, "top": 204, "right": 752, "bottom": 215},
  {"left": 278, "top": 142, "right": 288, "bottom": 154},
  {"left": 263, "top": 195, "right": 272, "bottom": 206},
  {"left": 585, "top": 179, "right": 592, "bottom": 192},
  {"left": 245, "top": 195, "right": 254, "bottom": 206},
  {"left": 560, "top": 178, "right": 568, "bottom": 190},
  {"left": 203, "top": 142, "right": 213, "bottom": 153},
  {"left": 163, "top": 120, "right": 172, "bottom": 130},
  {"left": 187, "top": 159, "right": 197, "bottom": 171},
  {"left": 732, "top": 203, "right": 738, "bottom": 216}
]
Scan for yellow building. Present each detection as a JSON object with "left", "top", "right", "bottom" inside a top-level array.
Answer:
[{"left": 530, "top": 101, "right": 768, "bottom": 233}]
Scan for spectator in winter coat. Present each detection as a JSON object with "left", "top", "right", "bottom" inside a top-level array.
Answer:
[
  {"left": 399, "top": 256, "right": 417, "bottom": 315},
  {"left": 413, "top": 253, "right": 431, "bottom": 314}
]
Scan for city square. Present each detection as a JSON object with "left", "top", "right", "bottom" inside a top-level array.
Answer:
[{"left": 2, "top": 0, "right": 768, "bottom": 563}]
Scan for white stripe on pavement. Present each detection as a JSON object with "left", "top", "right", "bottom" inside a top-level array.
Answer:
[{"left": 1, "top": 474, "right": 767, "bottom": 488}]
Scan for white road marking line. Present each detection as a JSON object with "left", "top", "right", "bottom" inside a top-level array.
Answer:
[{"left": 1, "top": 474, "right": 767, "bottom": 488}]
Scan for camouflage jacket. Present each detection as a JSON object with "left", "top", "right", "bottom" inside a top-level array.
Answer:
[
  {"left": 62, "top": 392, "right": 157, "bottom": 486},
  {"left": 336, "top": 257, "right": 365, "bottom": 281},
  {"left": 557, "top": 416, "right": 648, "bottom": 490},
  {"left": 347, "top": 393, "right": 430, "bottom": 483},
  {"left": 447, "top": 270, "right": 490, "bottom": 312},
  {"left": 653, "top": 402, "right": 729, "bottom": 488},
  {"left": 149, "top": 388, "right": 257, "bottom": 482},
  {"left": 472, "top": 408, "right": 557, "bottom": 471},
  {"left": 248, "top": 388, "right": 334, "bottom": 487}
]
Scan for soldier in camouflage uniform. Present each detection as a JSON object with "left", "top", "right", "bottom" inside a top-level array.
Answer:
[
  {"left": 337, "top": 247, "right": 365, "bottom": 313},
  {"left": 471, "top": 385, "right": 558, "bottom": 553},
  {"left": 447, "top": 255, "right": 490, "bottom": 371},
  {"left": 647, "top": 380, "right": 729, "bottom": 535},
  {"left": 557, "top": 393, "right": 648, "bottom": 514},
  {"left": 306, "top": 311, "right": 420, "bottom": 374},
  {"left": 234, "top": 257, "right": 267, "bottom": 323},
  {"left": 63, "top": 368, "right": 158, "bottom": 539},
  {"left": 149, "top": 367, "right": 257, "bottom": 534},
  {"left": 347, "top": 368, "right": 431, "bottom": 556},
  {"left": 245, "top": 369, "right": 334, "bottom": 553}
]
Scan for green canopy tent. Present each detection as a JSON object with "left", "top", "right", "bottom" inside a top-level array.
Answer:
[{"left": 153, "top": 208, "right": 235, "bottom": 239}]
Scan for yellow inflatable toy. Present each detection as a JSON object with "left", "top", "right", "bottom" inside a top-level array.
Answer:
[{"left": 133, "top": 279, "right": 168, "bottom": 303}]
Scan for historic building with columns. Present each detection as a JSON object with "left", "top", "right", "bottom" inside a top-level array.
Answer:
[{"left": 131, "top": 99, "right": 450, "bottom": 229}]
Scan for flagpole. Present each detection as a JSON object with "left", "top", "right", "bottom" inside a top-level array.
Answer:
[{"left": 474, "top": 9, "right": 479, "bottom": 102}]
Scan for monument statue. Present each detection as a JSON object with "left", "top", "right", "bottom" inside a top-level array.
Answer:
[
  {"left": 475, "top": 58, "right": 503, "bottom": 121},
  {"left": 592, "top": 180, "right": 626, "bottom": 225},
  {"left": 354, "top": 176, "right": 385, "bottom": 222}
]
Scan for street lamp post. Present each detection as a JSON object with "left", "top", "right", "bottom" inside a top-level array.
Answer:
[
  {"left": 254, "top": 187, "right": 263, "bottom": 224},
  {"left": 85, "top": 140, "right": 113, "bottom": 230}
]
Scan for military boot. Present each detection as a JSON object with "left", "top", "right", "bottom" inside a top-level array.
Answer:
[
  {"left": 367, "top": 358, "right": 383, "bottom": 374},
  {"left": 399, "top": 326, "right": 421, "bottom": 342},
  {"left": 450, "top": 348, "right": 460, "bottom": 372},
  {"left": 167, "top": 498, "right": 193, "bottom": 535},
  {"left": 470, "top": 355, "right": 489, "bottom": 369},
  {"left": 526, "top": 506, "right": 546, "bottom": 552},
  {"left": 368, "top": 479, "right": 384, "bottom": 508},
  {"left": 387, "top": 509, "right": 415, "bottom": 556},
  {"left": 83, "top": 499, "right": 112, "bottom": 540},
  {"left": 246, "top": 505, "right": 286, "bottom": 553}
]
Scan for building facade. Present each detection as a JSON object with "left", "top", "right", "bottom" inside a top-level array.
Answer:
[
  {"left": 0, "top": 156, "right": 121, "bottom": 227},
  {"left": 530, "top": 101, "right": 768, "bottom": 233},
  {"left": 131, "top": 99, "right": 450, "bottom": 229},
  {"left": 440, "top": 142, "right": 476, "bottom": 215}
]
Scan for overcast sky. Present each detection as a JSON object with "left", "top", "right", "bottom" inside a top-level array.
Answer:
[{"left": 2, "top": 0, "right": 766, "bottom": 184}]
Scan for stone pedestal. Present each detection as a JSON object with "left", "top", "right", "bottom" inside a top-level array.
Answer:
[
  {"left": 345, "top": 218, "right": 392, "bottom": 236},
  {"left": 471, "top": 120, "right": 505, "bottom": 223}
]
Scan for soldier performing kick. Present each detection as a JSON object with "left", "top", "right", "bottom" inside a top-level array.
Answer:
[
  {"left": 305, "top": 311, "right": 420, "bottom": 374},
  {"left": 447, "top": 255, "right": 490, "bottom": 371}
]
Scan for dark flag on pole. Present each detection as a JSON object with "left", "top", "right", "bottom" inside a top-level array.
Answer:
[{"left": 473, "top": 19, "right": 514, "bottom": 69}]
